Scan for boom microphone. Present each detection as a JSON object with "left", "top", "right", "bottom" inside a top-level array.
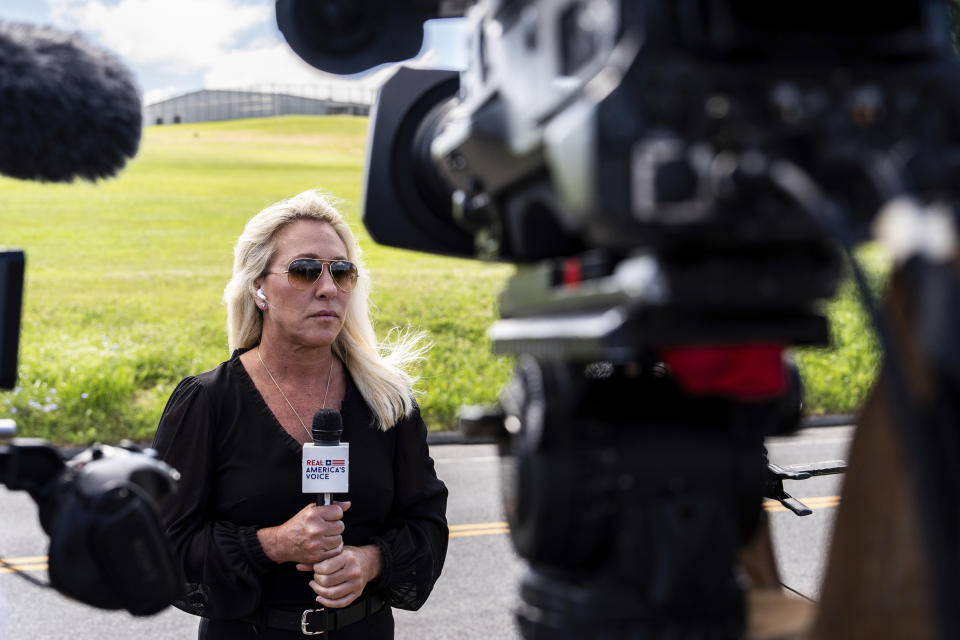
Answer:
[{"left": 0, "top": 21, "right": 142, "bottom": 182}]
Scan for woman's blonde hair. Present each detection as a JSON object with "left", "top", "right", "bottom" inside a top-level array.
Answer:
[{"left": 223, "top": 189, "right": 427, "bottom": 430}]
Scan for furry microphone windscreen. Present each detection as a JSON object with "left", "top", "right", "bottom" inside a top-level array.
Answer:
[{"left": 0, "top": 22, "right": 142, "bottom": 182}]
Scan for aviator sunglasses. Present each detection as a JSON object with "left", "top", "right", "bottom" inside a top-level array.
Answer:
[{"left": 268, "top": 258, "right": 359, "bottom": 292}]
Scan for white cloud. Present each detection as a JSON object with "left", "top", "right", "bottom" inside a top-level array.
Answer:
[
  {"left": 41, "top": 2, "right": 466, "bottom": 103},
  {"left": 204, "top": 44, "right": 341, "bottom": 88},
  {"left": 142, "top": 85, "right": 181, "bottom": 105},
  {"left": 49, "top": 0, "right": 272, "bottom": 71},
  {"left": 202, "top": 44, "right": 392, "bottom": 103}
]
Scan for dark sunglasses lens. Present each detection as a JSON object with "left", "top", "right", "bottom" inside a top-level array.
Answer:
[
  {"left": 329, "top": 261, "right": 358, "bottom": 290},
  {"left": 287, "top": 260, "right": 323, "bottom": 289}
]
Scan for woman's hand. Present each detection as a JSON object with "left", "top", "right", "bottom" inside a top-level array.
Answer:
[
  {"left": 257, "top": 501, "right": 351, "bottom": 564},
  {"left": 296, "top": 544, "right": 383, "bottom": 608}
]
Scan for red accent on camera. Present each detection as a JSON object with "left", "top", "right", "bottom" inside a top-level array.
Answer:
[
  {"left": 562, "top": 258, "right": 581, "bottom": 289},
  {"left": 660, "top": 343, "right": 786, "bottom": 399}
]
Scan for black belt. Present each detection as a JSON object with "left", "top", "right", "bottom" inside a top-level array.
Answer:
[{"left": 242, "top": 595, "right": 386, "bottom": 636}]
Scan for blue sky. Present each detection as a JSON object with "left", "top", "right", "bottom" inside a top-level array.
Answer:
[{"left": 2, "top": 0, "right": 467, "bottom": 104}]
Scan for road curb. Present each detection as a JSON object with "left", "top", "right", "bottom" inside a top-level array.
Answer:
[
  {"left": 46, "top": 414, "right": 858, "bottom": 452},
  {"left": 427, "top": 431, "right": 497, "bottom": 446},
  {"left": 426, "top": 413, "right": 858, "bottom": 446},
  {"left": 801, "top": 414, "right": 855, "bottom": 428}
]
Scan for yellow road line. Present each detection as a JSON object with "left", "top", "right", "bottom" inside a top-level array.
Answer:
[
  {"left": 0, "top": 498, "right": 846, "bottom": 573},
  {"left": 449, "top": 521, "right": 510, "bottom": 538},
  {"left": 0, "top": 563, "right": 47, "bottom": 574},
  {"left": 449, "top": 522, "right": 510, "bottom": 538},
  {"left": 765, "top": 496, "right": 841, "bottom": 513},
  {"left": 449, "top": 521, "right": 508, "bottom": 532},
  {"left": 450, "top": 528, "right": 511, "bottom": 538},
  {"left": 0, "top": 556, "right": 46, "bottom": 563}
]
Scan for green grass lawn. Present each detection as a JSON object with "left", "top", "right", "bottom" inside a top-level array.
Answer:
[
  {"left": 0, "top": 115, "right": 883, "bottom": 444},
  {"left": 0, "top": 115, "right": 513, "bottom": 443}
]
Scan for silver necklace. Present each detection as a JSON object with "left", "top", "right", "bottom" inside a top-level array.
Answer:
[{"left": 257, "top": 347, "right": 334, "bottom": 440}]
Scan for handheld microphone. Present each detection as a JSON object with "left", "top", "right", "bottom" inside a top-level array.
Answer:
[
  {"left": 302, "top": 408, "right": 349, "bottom": 506},
  {"left": 0, "top": 21, "right": 142, "bottom": 182}
]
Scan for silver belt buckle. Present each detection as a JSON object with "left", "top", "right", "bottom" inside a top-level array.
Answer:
[{"left": 300, "top": 608, "right": 326, "bottom": 636}]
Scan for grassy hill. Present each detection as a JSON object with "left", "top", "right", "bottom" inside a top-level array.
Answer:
[
  {"left": 0, "top": 115, "right": 513, "bottom": 443},
  {"left": 0, "top": 115, "right": 882, "bottom": 444}
]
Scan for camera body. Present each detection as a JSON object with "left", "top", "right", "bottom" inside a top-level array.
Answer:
[
  {"left": 0, "top": 251, "right": 24, "bottom": 390},
  {"left": 361, "top": 0, "right": 960, "bottom": 364},
  {"left": 364, "top": 0, "right": 957, "bottom": 257},
  {"left": 0, "top": 432, "right": 184, "bottom": 615}
]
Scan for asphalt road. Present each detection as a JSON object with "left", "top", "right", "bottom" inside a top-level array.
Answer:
[{"left": 0, "top": 427, "right": 851, "bottom": 639}]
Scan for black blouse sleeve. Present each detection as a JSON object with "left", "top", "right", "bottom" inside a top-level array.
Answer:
[
  {"left": 368, "top": 406, "right": 449, "bottom": 611},
  {"left": 152, "top": 376, "right": 276, "bottom": 619}
]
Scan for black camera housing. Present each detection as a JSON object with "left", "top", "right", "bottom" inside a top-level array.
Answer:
[
  {"left": 0, "top": 251, "right": 24, "bottom": 390},
  {"left": 1, "top": 440, "right": 184, "bottom": 615},
  {"left": 276, "top": 0, "right": 432, "bottom": 76}
]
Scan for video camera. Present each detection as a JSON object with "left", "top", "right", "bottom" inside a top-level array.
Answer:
[
  {"left": 0, "top": 427, "right": 183, "bottom": 615},
  {"left": 276, "top": 0, "right": 960, "bottom": 637},
  {"left": 0, "top": 21, "right": 183, "bottom": 615}
]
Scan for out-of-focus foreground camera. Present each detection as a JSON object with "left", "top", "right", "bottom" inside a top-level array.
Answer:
[
  {"left": 278, "top": 0, "right": 960, "bottom": 638},
  {"left": 0, "top": 423, "right": 183, "bottom": 615},
  {"left": 275, "top": 0, "right": 471, "bottom": 75}
]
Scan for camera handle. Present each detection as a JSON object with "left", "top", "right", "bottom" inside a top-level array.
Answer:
[
  {"left": 765, "top": 460, "right": 847, "bottom": 517},
  {"left": 0, "top": 426, "right": 67, "bottom": 515},
  {"left": 0, "top": 426, "right": 64, "bottom": 588}
]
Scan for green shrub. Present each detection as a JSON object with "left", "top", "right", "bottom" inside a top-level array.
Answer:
[{"left": 795, "top": 245, "right": 890, "bottom": 415}]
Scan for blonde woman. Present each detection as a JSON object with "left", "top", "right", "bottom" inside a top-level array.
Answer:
[{"left": 153, "top": 190, "right": 448, "bottom": 639}]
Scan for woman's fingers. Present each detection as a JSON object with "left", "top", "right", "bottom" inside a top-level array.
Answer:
[
  {"left": 308, "top": 581, "right": 361, "bottom": 608},
  {"left": 295, "top": 542, "right": 343, "bottom": 571},
  {"left": 315, "top": 501, "right": 351, "bottom": 522},
  {"left": 272, "top": 501, "right": 352, "bottom": 565},
  {"left": 305, "top": 546, "right": 368, "bottom": 608},
  {"left": 294, "top": 504, "right": 348, "bottom": 562},
  {"left": 316, "top": 541, "right": 344, "bottom": 561},
  {"left": 313, "top": 566, "right": 359, "bottom": 588},
  {"left": 311, "top": 554, "right": 348, "bottom": 579},
  {"left": 301, "top": 543, "right": 343, "bottom": 565},
  {"left": 309, "top": 507, "right": 346, "bottom": 533},
  {"left": 308, "top": 567, "right": 363, "bottom": 605}
]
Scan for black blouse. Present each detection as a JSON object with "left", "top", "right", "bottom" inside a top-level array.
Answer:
[{"left": 151, "top": 352, "right": 449, "bottom": 627}]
